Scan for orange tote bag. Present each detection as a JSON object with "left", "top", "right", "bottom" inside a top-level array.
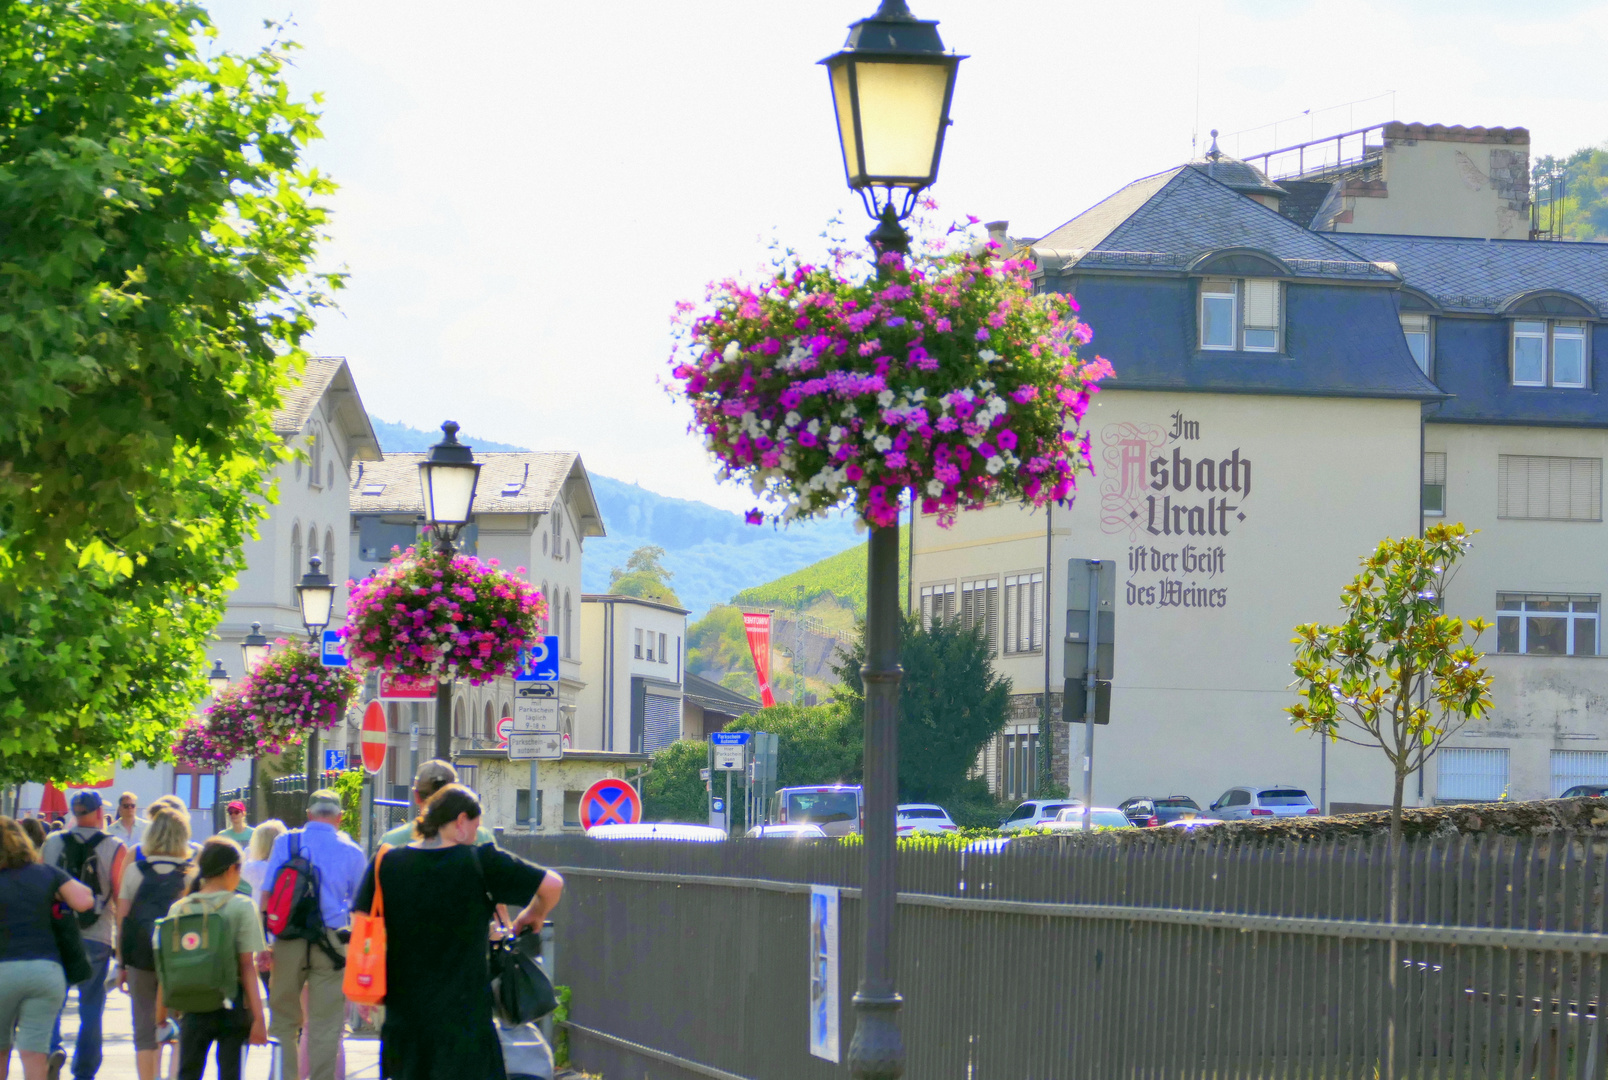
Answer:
[{"left": 343, "top": 846, "right": 388, "bottom": 1005}]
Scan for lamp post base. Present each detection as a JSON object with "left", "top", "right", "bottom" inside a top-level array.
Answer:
[{"left": 848, "top": 990, "right": 905, "bottom": 1079}]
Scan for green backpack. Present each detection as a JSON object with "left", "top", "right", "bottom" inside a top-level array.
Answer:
[{"left": 153, "top": 897, "right": 239, "bottom": 1013}]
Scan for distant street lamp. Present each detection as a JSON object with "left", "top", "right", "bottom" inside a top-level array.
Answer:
[
  {"left": 820, "top": 2, "right": 963, "bottom": 1076},
  {"left": 207, "top": 659, "right": 230, "bottom": 695},
  {"left": 419, "top": 421, "right": 482, "bottom": 761},
  {"left": 296, "top": 555, "right": 337, "bottom": 791},
  {"left": 240, "top": 622, "right": 272, "bottom": 675}
]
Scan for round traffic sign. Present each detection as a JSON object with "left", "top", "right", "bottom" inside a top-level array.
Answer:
[
  {"left": 580, "top": 778, "right": 642, "bottom": 830},
  {"left": 495, "top": 716, "right": 514, "bottom": 747},
  {"left": 360, "top": 701, "right": 387, "bottom": 774}
]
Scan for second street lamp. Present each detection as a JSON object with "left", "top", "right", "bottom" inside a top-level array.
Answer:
[
  {"left": 296, "top": 555, "right": 337, "bottom": 792},
  {"left": 821, "top": 3, "right": 962, "bottom": 1077},
  {"left": 207, "top": 659, "right": 230, "bottom": 696},
  {"left": 419, "top": 421, "right": 482, "bottom": 762},
  {"left": 239, "top": 622, "right": 272, "bottom": 821}
]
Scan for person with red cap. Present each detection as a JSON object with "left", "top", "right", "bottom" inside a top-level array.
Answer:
[{"left": 216, "top": 802, "right": 253, "bottom": 849}]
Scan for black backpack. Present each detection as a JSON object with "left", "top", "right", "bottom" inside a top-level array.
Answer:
[
  {"left": 57, "top": 831, "right": 108, "bottom": 929},
  {"left": 123, "top": 853, "right": 190, "bottom": 970}
]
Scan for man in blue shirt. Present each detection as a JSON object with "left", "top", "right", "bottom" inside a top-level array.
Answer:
[{"left": 259, "top": 790, "right": 366, "bottom": 1080}]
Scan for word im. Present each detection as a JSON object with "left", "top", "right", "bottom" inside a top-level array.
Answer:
[{"left": 1169, "top": 411, "right": 1199, "bottom": 441}]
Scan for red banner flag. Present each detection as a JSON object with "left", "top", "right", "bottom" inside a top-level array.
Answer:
[{"left": 742, "top": 611, "right": 776, "bottom": 707}]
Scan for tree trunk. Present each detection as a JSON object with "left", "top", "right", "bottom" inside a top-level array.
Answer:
[{"left": 1386, "top": 765, "right": 1407, "bottom": 1080}]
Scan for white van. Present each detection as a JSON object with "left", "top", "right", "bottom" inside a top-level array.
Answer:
[{"left": 770, "top": 785, "right": 864, "bottom": 836}]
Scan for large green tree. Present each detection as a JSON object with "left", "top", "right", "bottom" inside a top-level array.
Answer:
[
  {"left": 607, "top": 544, "right": 681, "bottom": 607},
  {"left": 834, "top": 613, "right": 1012, "bottom": 804},
  {"left": 0, "top": 3, "right": 336, "bottom": 783}
]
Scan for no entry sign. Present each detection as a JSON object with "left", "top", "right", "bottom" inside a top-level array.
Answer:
[
  {"left": 580, "top": 778, "right": 641, "bottom": 830},
  {"left": 360, "top": 701, "right": 387, "bottom": 774}
]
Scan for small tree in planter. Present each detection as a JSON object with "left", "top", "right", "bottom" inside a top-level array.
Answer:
[{"left": 343, "top": 546, "right": 546, "bottom": 686}]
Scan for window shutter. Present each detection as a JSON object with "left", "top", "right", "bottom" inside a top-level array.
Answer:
[
  {"left": 1244, "top": 280, "right": 1279, "bottom": 328},
  {"left": 1029, "top": 574, "right": 1044, "bottom": 650},
  {"left": 985, "top": 581, "right": 999, "bottom": 653},
  {"left": 1423, "top": 452, "right": 1446, "bottom": 486}
]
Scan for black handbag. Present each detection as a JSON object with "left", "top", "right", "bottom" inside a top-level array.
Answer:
[
  {"left": 51, "top": 900, "right": 93, "bottom": 985},
  {"left": 489, "top": 928, "right": 557, "bottom": 1025}
]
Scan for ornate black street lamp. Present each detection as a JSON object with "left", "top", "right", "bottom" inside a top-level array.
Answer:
[
  {"left": 207, "top": 659, "right": 230, "bottom": 696},
  {"left": 821, "top": 3, "right": 962, "bottom": 1076},
  {"left": 239, "top": 622, "right": 272, "bottom": 819},
  {"left": 418, "top": 421, "right": 482, "bottom": 761},
  {"left": 296, "top": 555, "right": 337, "bottom": 791}
]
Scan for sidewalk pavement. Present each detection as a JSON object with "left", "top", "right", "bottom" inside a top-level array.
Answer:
[{"left": 56, "top": 979, "right": 382, "bottom": 1080}]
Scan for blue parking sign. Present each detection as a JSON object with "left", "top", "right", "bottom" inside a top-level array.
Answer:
[
  {"left": 321, "top": 629, "right": 348, "bottom": 668},
  {"left": 516, "top": 636, "right": 560, "bottom": 682}
]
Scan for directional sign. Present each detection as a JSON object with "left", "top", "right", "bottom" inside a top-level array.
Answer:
[
  {"left": 515, "top": 636, "right": 561, "bottom": 682},
  {"left": 495, "top": 716, "right": 514, "bottom": 746},
  {"left": 580, "top": 778, "right": 641, "bottom": 830},
  {"left": 508, "top": 731, "right": 562, "bottom": 761},
  {"left": 379, "top": 673, "right": 435, "bottom": 701},
  {"left": 713, "top": 746, "right": 745, "bottom": 771},
  {"left": 320, "top": 630, "right": 349, "bottom": 668},
  {"left": 360, "top": 702, "right": 387, "bottom": 774},
  {"left": 324, "top": 749, "right": 347, "bottom": 773},
  {"left": 514, "top": 695, "right": 559, "bottom": 734},
  {"left": 710, "top": 732, "right": 752, "bottom": 746}
]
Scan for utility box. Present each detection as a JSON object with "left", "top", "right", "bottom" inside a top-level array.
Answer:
[{"left": 1065, "top": 559, "right": 1116, "bottom": 724}]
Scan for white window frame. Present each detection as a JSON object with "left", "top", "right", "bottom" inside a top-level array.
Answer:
[
  {"left": 1550, "top": 750, "right": 1608, "bottom": 798},
  {"left": 919, "top": 583, "right": 956, "bottom": 629},
  {"left": 1437, "top": 748, "right": 1508, "bottom": 804},
  {"left": 659, "top": 632, "right": 668, "bottom": 665},
  {"left": 1511, "top": 319, "right": 1591, "bottom": 388},
  {"left": 1003, "top": 572, "right": 1045, "bottom": 655},
  {"left": 1497, "top": 455, "right": 1602, "bottom": 521},
  {"left": 1401, "top": 314, "right": 1432, "bottom": 375},
  {"left": 633, "top": 627, "right": 643, "bottom": 659},
  {"left": 1496, "top": 593, "right": 1599, "bottom": 657},
  {"left": 960, "top": 578, "right": 1000, "bottom": 654},
  {"left": 1422, "top": 452, "right": 1446, "bottom": 517},
  {"left": 1199, "top": 277, "right": 1281, "bottom": 353}
]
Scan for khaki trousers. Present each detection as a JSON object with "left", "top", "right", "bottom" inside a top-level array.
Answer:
[{"left": 269, "top": 935, "right": 346, "bottom": 1080}]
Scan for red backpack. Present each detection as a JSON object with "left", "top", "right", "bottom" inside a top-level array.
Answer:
[{"left": 263, "top": 832, "right": 327, "bottom": 942}]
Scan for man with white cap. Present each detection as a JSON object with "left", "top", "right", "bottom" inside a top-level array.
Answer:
[{"left": 259, "top": 789, "right": 365, "bottom": 1080}]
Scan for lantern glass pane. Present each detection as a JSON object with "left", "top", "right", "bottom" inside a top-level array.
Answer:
[
  {"left": 420, "top": 463, "right": 478, "bottom": 524},
  {"left": 829, "top": 62, "right": 862, "bottom": 185},
  {"left": 850, "top": 60, "right": 950, "bottom": 184},
  {"left": 298, "top": 585, "right": 334, "bottom": 631},
  {"left": 242, "top": 643, "right": 271, "bottom": 673}
]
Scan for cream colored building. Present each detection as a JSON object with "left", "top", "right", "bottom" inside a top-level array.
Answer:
[
  {"left": 921, "top": 123, "right": 1608, "bottom": 811},
  {"left": 576, "top": 594, "right": 689, "bottom": 756}
]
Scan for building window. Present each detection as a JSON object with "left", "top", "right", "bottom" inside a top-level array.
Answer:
[
  {"left": 1000, "top": 731, "right": 1038, "bottom": 801},
  {"left": 1551, "top": 750, "right": 1608, "bottom": 797},
  {"left": 1497, "top": 455, "right": 1602, "bottom": 521},
  {"left": 1423, "top": 452, "right": 1446, "bottom": 516},
  {"left": 482, "top": 702, "right": 494, "bottom": 741},
  {"left": 563, "top": 591, "right": 573, "bottom": 659},
  {"left": 919, "top": 583, "right": 956, "bottom": 629},
  {"left": 1199, "top": 278, "right": 1280, "bottom": 353},
  {"left": 552, "top": 511, "right": 563, "bottom": 560},
  {"left": 960, "top": 578, "right": 999, "bottom": 653},
  {"left": 1402, "top": 314, "right": 1432, "bottom": 374},
  {"left": 658, "top": 632, "right": 668, "bottom": 664},
  {"left": 1003, "top": 572, "right": 1045, "bottom": 654},
  {"left": 290, "top": 524, "right": 302, "bottom": 605},
  {"left": 308, "top": 429, "right": 323, "bottom": 488},
  {"left": 563, "top": 790, "right": 582, "bottom": 827},
  {"left": 1437, "top": 748, "right": 1508, "bottom": 804},
  {"left": 325, "top": 528, "right": 335, "bottom": 570},
  {"left": 634, "top": 628, "right": 643, "bottom": 659},
  {"left": 1497, "top": 593, "right": 1599, "bottom": 656},
  {"left": 645, "top": 633, "right": 655, "bottom": 662},
  {"left": 1512, "top": 320, "right": 1588, "bottom": 388}
]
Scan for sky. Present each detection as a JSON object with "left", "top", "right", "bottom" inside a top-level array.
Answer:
[{"left": 208, "top": 0, "right": 1608, "bottom": 513}]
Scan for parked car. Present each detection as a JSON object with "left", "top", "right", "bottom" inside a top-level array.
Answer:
[
  {"left": 771, "top": 785, "right": 864, "bottom": 836},
  {"left": 1561, "top": 784, "right": 1608, "bottom": 798},
  {"left": 999, "top": 799, "right": 1083, "bottom": 832},
  {"left": 1117, "top": 795, "right": 1207, "bottom": 827},
  {"left": 897, "top": 804, "right": 958, "bottom": 836},
  {"left": 1209, "top": 786, "right": 1320, "bottom": 820},
  {"left": 745, "top": 823, "right": 828, "bottom": 839},
  {"left": 587, "top": 823, "right": 727, "bottom": 841},
  {"left": 1046, "top": 806, "right": 1135, "bottom": 831},
  {"left": 1165, "top": 817, "right": 1226, "bottom": 830}
]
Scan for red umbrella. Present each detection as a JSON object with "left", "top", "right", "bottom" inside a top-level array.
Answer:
[{"left": 40, "top": 783, "right": 68, "bottom": 817}]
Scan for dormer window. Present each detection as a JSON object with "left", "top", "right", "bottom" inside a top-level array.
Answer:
[
  {"left": 1200, "top": 278, "right": 1280, "bottom": 353},
  {"left": 1401, "top": 315, "right": 1432, "bottom": 374},
  {"left": 1512, "top": 320, "right": 1587, "bottom": 388}
]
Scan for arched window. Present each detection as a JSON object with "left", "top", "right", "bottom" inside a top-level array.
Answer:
[
  {"left": 307, "top": 523, "right": 319, "bottom": 563},
  {"left": 325, "top": 528, "right": 336, "bottom": 573},
  {"left": 482, "top": 702, "right": 494, "bottom": 741},
  {"left": 552, "top": 510, "right": 562, "bottom": 561},
  {"left": 453, "top": 699, "right": 466, "bottom": 737},
  {"left": 541, "top": 581, "right": 551, "bottom": 633},
  {"left": 290, "top": 524, "right": 302, "bottom": 605},
  {"left": 327, "top": 462, "right": 335, "bottom": 490},
  {"left": 386, "top": 703, "right": 399, "bottom": 732},
  {"left": 564, "top": 591, "right": 573, "bottom": 658},
  {"left": 308, "top": 427, "right": 323, "bottom": 488}
]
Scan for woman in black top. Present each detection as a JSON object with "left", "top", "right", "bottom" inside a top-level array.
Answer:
[
  {"left": 352, "top": 785, "right": 563, "bottom": 1080},
  {"left": 0, "top": 816, "right": 94, "bottom": 1080}
]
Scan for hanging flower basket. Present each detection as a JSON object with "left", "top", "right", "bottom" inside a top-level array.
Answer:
[
  {"left": 343, "top": 546, "right": 547, "bottom": 686},
  {"left": 244, "top": 640, "right": 361, "bottom": 742},
  {"left": 171, "top": 686, "right": 279, "bottom": 768},
  {"left": 670, "top": 227, "right": 1110, "bottom": 528}
]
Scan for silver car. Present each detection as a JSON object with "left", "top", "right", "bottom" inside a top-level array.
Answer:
[{"left": 1208, "top": 785, "right": 1319, "bottom": 820}]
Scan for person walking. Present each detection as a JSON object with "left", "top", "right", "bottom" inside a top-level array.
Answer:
[
  {"left": 0, "top": 816, "right": 94, "bottom": 1080},
  {"left": 352, "top": 785, "right": 562, "bottom": 1080},
  {"left": 259, "top": 791, "right": 365, "bottom": 1080},
  {"left": 105, "top": 795, "right": 146, "bottom": 848},
  {"left": 215, "top": 803, "right": 252, "bottom": 849},
  {"left": 39, "top": 792, "right": 126, "bottom": 1080},
  {"left": 376, "top": 761, "right": 493, "bottom": 849},
  {"left": 113, "top": 809, "right": 191, "bottom": 1080},
  {"left": 239, "top": 820, "right": 286, "bottom": 903},
  {"left": 157, "top": 840, "right": 267, "bottom": 1080},
  {"left": 19, "top": 818, "right": 46, "bottom": 853}
]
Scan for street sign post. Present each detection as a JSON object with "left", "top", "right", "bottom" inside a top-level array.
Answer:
[
  {"left": 710, "top": 733, "right": 751, "bottom": 836},
  {"left": 379, "top": 673, "right": 436, "bottom": 701},
  {"left": 320, "top": 630, "right": 349, "bottom": 668},
  {"left": 360, "top": 701, "right": 387, "bottom": 775},
  {"left": 580, "top": 778, "right": 641, "bottom": 830},
  {"left": 515, "top": 636, "right": 561, "bottom": 682},
  {"left": 507, "top": 732, "right": 562, "bottom": 761}
]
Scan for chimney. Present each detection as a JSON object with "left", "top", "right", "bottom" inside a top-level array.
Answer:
[{"left": 985, "top": 220, "right": 1009, "bottom": 248}]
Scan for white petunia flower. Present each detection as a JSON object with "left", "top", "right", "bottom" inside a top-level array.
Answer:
[
  {"left": 806, "top": 418, "right": 820, "bottom": 435},
  {"left": 978, "top": 349, "right": 999, "bottom": 363},
  {"left": 911, "top": 388, "right": 927, "bottom": 402},
  {"left": 723, "top": 341, "right": 742, "bottom": 362},
  {"left": 986, "top": 456, "right": 1005, "bottom": 475},
  {"left": 785, "top": 411, "right": 802, "bottom": 428},
  {"left": 877, "top": 390, "right": 895, "bottom": 407},
  {"left": 926, "top": 479, "right": 945, "bottom": 497},
  {"left": 873, "top": 435, "right": 893, "bottom": 452}
]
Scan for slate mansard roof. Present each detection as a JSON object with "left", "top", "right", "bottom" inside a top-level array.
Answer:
[
  {"left": 350, "top": 452, "right": 607, "bottom": 537},
  {"left": 1336, "top": 233, "right": 1608, "bottom": 317}
]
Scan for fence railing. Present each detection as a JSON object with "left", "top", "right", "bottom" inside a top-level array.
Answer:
[{"left": 502, "top": 830, "right": 1608, "bottom": 1080}]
